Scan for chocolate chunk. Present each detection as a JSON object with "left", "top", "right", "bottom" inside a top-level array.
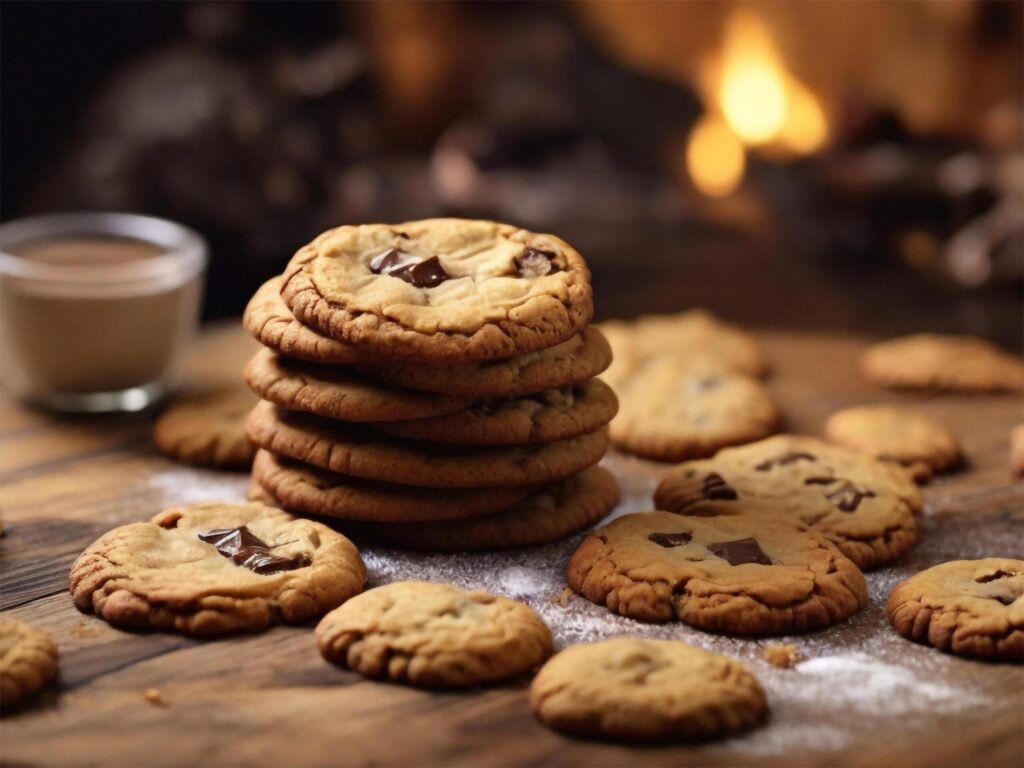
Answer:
[
  {"left": 755, "top": 451, "right": 818, "bottom": 471},
  {"left": 708, "top": 537, "right": 772, "bottom": 566},
  {"left": 648, "top": 531, "right": 693, "bottom": 548},
  {"left": 400, "top": 255, "right": 451, "bottom": 288},
  {"left": 198, "top": 526, "right": 306, "bottom": 575},
  {"left": 704, "top": 473, "right": 738, "bottom": 501},
  {"left": 993, "top": 593, "right": 1019, "bottom": 606},
  {"left": 369, "top": 248, "right": 416, "bottom": 275},
  {"left": 823, "top": 480, "right": 876, "bottom": 512},
  {"left": 804, "top": 476, "right": 837, "bottom": 485},
  {"left": 513, "top": 247, "right": 560, "bottom": 278},
  {"left": 976, "top": 570, "right": 1017, "bottom": 583}
]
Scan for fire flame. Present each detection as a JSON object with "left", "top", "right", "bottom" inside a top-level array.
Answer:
[{"left": 687, "top": 9, "right": 828, "bottom": 197}]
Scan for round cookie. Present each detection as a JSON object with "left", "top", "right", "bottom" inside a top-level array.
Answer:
[
  {"left": 243, "top": 348, "right": 472, "bottom": 422},
  {"left": 0, "top": 618, "right": 59, "bottom": 707},
  {"left": 356, "top": 327, "right": 612, "bottom": 398},
  {"left": 251, "top": 450, "right": 536, "bottom": 522},
  {"left": 281, "top": 219, "right": 594, "bottom": 362},
  {"left": 568, "top": 510, "right": 868, "bottom": 634},
  {"left": 530, "top": 638, "right": 767, "bottom": 741},
  {"left": 69, "top": 502, "right": 366, "bottom": 637},
  {"left": 825, "top": 405, "right": 961, "bottom": 482},
  {"left": 608, "top": 360, "right": 777, "bottom": 461},
  {"left": 654, "top": 435, "right": 922, "bottom": 570},
  {"left": 346, "top": 466, "right": 620, "bottom": 552},
  {"left": 316, "top": 581, "right": 553, "bottom": 688},
  {"left": 861, "top": 334, "right": 1024, "bottom": 393},
  {"left": 243, "top": 277, "right": 371, "bottom": 364},
  {"left": 887, "top": 559, "right": 1023, "bottom": 662},
  {"left": 373, "top": 380, "right": 618, "bottom": 445},
  {"left": 154, "top": 386, "right": 258, "bottom": 470},
  {"left": 245, "top": 400, "right": 609, "bottom": 488}
]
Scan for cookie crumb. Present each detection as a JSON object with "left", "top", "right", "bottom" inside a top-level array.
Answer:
[
  {"left": 144, "top": 688, "right": 168, "bottom": 707},
  {"left": 763, "top": 644, "right": 801, "bottom": 668},
  {"left": 552, "top": 587, "right": 573, "bottom": 606}
]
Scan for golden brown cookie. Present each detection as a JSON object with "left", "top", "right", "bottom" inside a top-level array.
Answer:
[
  {"left": 608, "top": 360, "right": 777, "bottom": 461},
  {"left": 317, "top": 581, "right": 553, "bottom": 688},
  {"left": 0, "top": 617, "right": 59, "bottom": 708},
  {"left": 530, "top": 638, "right": 767, "bottom": 741},
  {"left": 861, "top": 334, "right": 1024, "bottom": 393},
  {"left": 568, "top": 510, "right": 868, "bottom": 635},
  {"left": 887, "top": 559, "right": 1023, "bottom": 662},
  {"left": 153, "top": 386, "right": 257, "bottom": 470},
  {"left": 654, "top": 435, "right": 922, "bottom": 570},
  {"left": 825, "top": 405, "right": 961, "bottom": 482},
  {"left": 346, "top": 466, "right": 620, "bottom": 552},
  {"left": 282, "top": 219, "right": 594, "bottom": 362},
  {"left": 355, "top": 327, "right": 612, "bottom": 398},
  {"left": 243, "top": 348, "right": 472, "bottom": 422},
  {"left": 69, "top": 502, "right": 366, "bottom": 636},
  {"left": 245, "top": 401, "right": 609, "bottom": 488},
  {"left": 372, "top": 380, "right": 618, "bottom": 445},
  {"left": 251, "top": 450, "right": 536, "bottom": 522}
]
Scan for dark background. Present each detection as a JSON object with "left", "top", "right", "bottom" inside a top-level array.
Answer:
[{"left": 2, "top": 0, "right": 1022, "bottom": 349}]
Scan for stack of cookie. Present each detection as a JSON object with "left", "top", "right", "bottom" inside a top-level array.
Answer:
[{"left": 243, "top": 219, "right": 620, "bottom": 550}]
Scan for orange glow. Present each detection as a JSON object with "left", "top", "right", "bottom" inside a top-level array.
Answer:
[
  {"left": 718, "top": 11, "right": 788, "bottom": 145},
  {"left": 685, "top": 114, "right": 745, "bottom": 198}
]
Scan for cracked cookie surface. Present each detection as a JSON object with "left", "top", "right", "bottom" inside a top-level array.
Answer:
[
  {"left": 567, "top": 510, "right": 868, "bottom": 635},
  {"left": 530, "top": 638, "right": 767, "bottom": 741},
  {"left": 154, "top": 386, "right": 258, "bottom": 470},
  {"left": 282, "top": 219, "right": 593, "bottom": 362},
  {"left": 69, "top": 502, "right": 366, "bottom": 637},
  {"left": 654, "top": 435, "right": 922, "bottom": 570},
  {"left": 887, "top": 559, "right": 1023, "bottom": 662},
  {"left": 861, "top": 334, "right": 1024, "bottom": 393},
  {"left": 316, "top": 581, "right": 553, "bottom": 687},
  {"left": 0, "top": 618, "right": 59, "bottom": 707}
]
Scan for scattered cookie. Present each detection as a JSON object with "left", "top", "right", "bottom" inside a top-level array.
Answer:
[
  {"left": 608, "top": 359, "right": 777, "bottom": 461},
  {"left": 0, "top": 617, "right": 59, "bottom": 707},
  {"left": 654, "top": 435, "right": 922, "bottom": 570},
  {"left": 530, "top": 638, "right": 767, "bottom": 741},
  {"left": 316, "top": 581, "right": 553, "bottom": 688},
  {"left": 154, "top": 386, "right": 258, "bottom": 470},
  {"left": 1012, "top": 424, "right": 1024, "bottom": 478},
  {"left": 825, "top": 405, "right": 961, "bottom": 482},
  {"left": 251, "top": 449, "right": 535, "bottom": 522},
  {"left": 887, "top": 559, "right": 1023, "bottom": 662},
  {"left": 568, "top": 510, "right": 868, "bottom": 635},
  {"left": 346, "top": 466, "right": 619, "bottom": 552},
  {"left": 762, "top": 644, "right": 801, "bottom": 668},
  {"left": 243, "top": 348, "right": 473, "bottom": 422},
  {"left": 861, "top": 334, "right": 1024, "bottom": 393},
  {"left": 246, "top": 401, "right": 608, "bottom": 488},
  {"left": 355, "top": 327, "right": 612, "bottom": 398},
  {"left": 282, "top": 219, "right": 594, "bottom": 361},
  {"left": 69, "top": 502, "right": 366, "bottom": 636},
  {"left": 373, "top": 379, "right": 618, "bottom": 445}
]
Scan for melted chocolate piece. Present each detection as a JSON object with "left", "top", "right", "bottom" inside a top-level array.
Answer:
[
  {"left": 369, "top": 249, "right": 451, "bottom": 288},
  {"left": 513, "top": 247, "right": 560, "bottom": 278},
  {"left": 823, "top": 480, "right": 876, "bottom": 512},
  {"left": 708, "top": 537, "right": 772, "bottom": 566},
  {"left": 704, "top": 473, "right": 738, "bottom": 501},
  {"left": 648, "top": 531, "right": 693, "bottom": 548},
  {"left": 755, "top": 451, "right": 818, "bottom": 471},
  {"left": 976, "top": 569, "right": 1017, "bottom": 583},
  {"left": 369, "top": 248, "right": 416, "bottom": 275},
  {"left": 198, "top": 526, "right": 306, "bottom": 575},
  {"left": 993, "top": 593, "right": 1019, "bottom": 606}
]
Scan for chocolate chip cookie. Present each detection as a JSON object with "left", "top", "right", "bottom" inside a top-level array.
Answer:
[
  {"left": 317, "top": 581, "right": 553, "bottom": 687},
  {"left": 568, "top": 510, "right": 868, "bottom": 634},
  {"left": 70, "top": 502, "right": 366, "bottom": 636},
  {"left": 825, "top": 405, "right": 961, "bottom": 482},
  {"left": 0, "top": 617, "right": 59, "bottom": 707},
  {"left": 154, "top": 386, "right": 258, "bottom": 470},
  {"left": 282, "top": 219, "right": 594, "bottom": 361},
  {"left": 861, "top": 334, "right": 1024, "bottom": 393},
  {"left": 530, "top": 638, "right": 767, "bottom": 741},
  {"left": 654, "top": 435, "right": 922, "bottom": 570},
  {"left": 246, "top": 401, "right": 608, "bottom": 488},
  {"left": 887, "top": 559, "right": 1023, "bottom": 662}
]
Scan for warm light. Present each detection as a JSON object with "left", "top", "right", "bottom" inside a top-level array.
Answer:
[
  {"left": 718, "top": 11, "right": 788, "bottom": 145},
  {"left": 778, "top": 80, "right": 828, "bottom": 154},
  {"left": 685, "top": 114, "right": 745, "bottom": 198}
]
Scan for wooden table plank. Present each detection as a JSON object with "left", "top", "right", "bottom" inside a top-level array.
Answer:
[{"left": 1, "top": 323, "right": 1022, "bottom": 767}]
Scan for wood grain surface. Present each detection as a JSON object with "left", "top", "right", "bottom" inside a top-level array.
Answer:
[{"left": 1, "top": 322, "right": 1022, "bottom": 768}]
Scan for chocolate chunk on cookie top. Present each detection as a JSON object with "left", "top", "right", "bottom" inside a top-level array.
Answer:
[
  {"left": 530, "top": 638, "right": 767, "bottom": 741},
  {"left": 887, "top": 559, "right": 1023, "bottom": 662},
  {"left": 316, "top": 581, "right": 553, "bottom": 688},
  {"left": 567, "top": 511, "right": 867, "bottom": 635},
  {"left": 0, "top": 618, "right": 59, "bottom": 707},
  {"left": 281, "top": 219, "right": 594, "bottom": 362},
  {"left": 69, "top": 502, "right": 366, "bottom": 636}
]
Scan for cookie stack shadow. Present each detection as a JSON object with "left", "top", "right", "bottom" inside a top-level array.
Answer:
[{"left": 241, "top": 277, "right": 620, "bottom": 552}]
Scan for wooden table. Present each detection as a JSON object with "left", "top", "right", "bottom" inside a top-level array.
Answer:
[{"left": 2, "top": 323, "right": 1022, "bottom": 767}]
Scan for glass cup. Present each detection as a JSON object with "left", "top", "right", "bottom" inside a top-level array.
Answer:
[{"left": 0, "top": 212, "right": 207, "bottom": 413}]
